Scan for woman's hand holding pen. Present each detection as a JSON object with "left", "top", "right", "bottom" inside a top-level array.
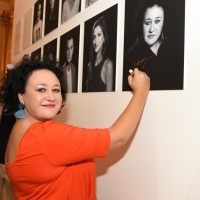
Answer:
[{"left": 128, "top": 68, "right": 150, "bottom": 97}]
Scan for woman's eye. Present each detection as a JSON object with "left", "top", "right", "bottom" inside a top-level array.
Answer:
[
  {"left": 98, "top": 33, "right": 101, "bottom": 37},
  {"left": 53, "top": 89, "right": 60, "bottom": 93},
  {"left": 145, "top": 21, "right": 151, "bottom": 25},
  {"left": 38, "top": 88, "right": 46, "bottom": 92},
  {"left": 155, "top": 20, "right": 160, "bottom": 24}
]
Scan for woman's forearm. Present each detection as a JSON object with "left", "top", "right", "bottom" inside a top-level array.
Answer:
[
  {"left": 108, "top": 69, "right": 150, "bottom": 151},
  {"left": 108, "top": 92, "right": 148, "bottom": 151}
]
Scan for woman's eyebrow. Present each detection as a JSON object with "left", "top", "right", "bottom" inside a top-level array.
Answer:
[
  {"left": 36, "top": 84, "right": 60, "bottom": 87},
  {"left": 36, "top": 83, "right": 46, "bottom": 86}
]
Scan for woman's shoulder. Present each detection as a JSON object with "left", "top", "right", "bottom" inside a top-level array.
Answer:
[
  {"left": 20, "top": 121, "right": 73, "bottom": 139},
  {"left": 13, "top": 120, "right": 58, "bottom": 133},
  {"left": 103, "top": 58, "right": 113, "bottom": 68},
  {"left": 30, "top": 120, "right": 65, "bottom": 129}
]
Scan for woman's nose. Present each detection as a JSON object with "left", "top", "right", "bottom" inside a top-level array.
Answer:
[
  {"left": 149, "top": 23, "right": 154, "bottom": 33},
  {"left": 46, "top": 91, "right": 55, "bottom": 101},
  {"left": 93, "top": 37, "right": 97, "bottom": 44}
]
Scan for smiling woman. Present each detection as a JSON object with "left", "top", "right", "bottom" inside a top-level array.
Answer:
[
  {"left": 85, "top": 16, "right": 114, "bottom": 92},
  {"left": 0, "top": 56, "right": 150, "bottom": 199}
]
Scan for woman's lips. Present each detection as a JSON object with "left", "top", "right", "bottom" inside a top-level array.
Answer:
[
  {"left": 42, "top": 104, "right": 55, "bottom": 108},
  {"left": 148, "top": 35, "right": 155, "bottom": 39}
]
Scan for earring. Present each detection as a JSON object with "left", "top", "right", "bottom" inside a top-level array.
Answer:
[
  {"left": 161, "top": 33, "right": 164, "bottom": 41},
  {"left": 15, "top": 103, "right": 27, "bottom": 119}
]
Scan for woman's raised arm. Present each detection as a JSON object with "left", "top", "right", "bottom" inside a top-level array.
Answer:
[{"left": 108, "top": 68, "right": 150, "bottom": 151}]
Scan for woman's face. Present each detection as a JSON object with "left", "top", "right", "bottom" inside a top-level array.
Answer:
[
  {"left": 48, "top": 53, "right": 54, "bottom": 61},
  {"left": 93, "top": 25, "right": 105, "bottom": 53},
  {"left": 65, "top": 38, "right": 74, "bottom": 63},
  {"left": 37, "top": 4, "right": 42, "bottom": 19},
  {"left": 20, "top": 69, "right": 62, "bottom": 121},
  {"left": 50, "top": 0, "right": 55, "bottom": 10},
  {"left": 142, "top": 5, "right": 164, "bottom": 47}
]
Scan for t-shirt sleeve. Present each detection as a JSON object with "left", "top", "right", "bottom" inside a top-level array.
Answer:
[{"left": 38, "top": 121, "right": 110, "bottom": 166}]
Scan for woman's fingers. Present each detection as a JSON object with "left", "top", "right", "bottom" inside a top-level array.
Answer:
[{"left": 128, "top": 68, "right": 150, "bottom": 93}]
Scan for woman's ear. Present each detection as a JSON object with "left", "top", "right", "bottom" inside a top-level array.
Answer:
[{"left": 18, "top": 93, "right": 24, "bottom": 104}]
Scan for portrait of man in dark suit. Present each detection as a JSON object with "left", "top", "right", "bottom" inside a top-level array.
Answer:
[{"left": 59, "top": 26, "right": 80, "bottom": 93}]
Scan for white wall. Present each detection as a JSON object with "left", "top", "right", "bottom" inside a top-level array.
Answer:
[{"left": 12, "top": 0, "right": 200, "bottom": 199}]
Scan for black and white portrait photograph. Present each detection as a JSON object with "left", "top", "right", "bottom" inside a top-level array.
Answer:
[
  {"left": 59, "top": 25, "right": 80, "bottom": 93},
  {"left": 44, "top": 0, "right": 60, "bottom": 35},
  {"left": 85, "top": 0, "right": 98, "bottom": 8},
  {"left": 61, "top": 0, "right": 81, "bottom": 24},
  {"left": 82, "top": 4, "right": 118, "bottom": 92},
  {"left": 31, "top": 48, "right": 41, "bottom": 60},
  {"left": 123, "top": 0, "right": 185, "bottom": 91},
  {"left": 43, "top": 38, "right": 57, "bottom": 60},
  {"left": 32, "top": 0, "right": 44, "bottom": 43}
]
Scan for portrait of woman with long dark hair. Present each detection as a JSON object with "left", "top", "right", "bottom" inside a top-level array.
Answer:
[
  {"left": 85, "top": 16, "right": 113, "bottom": 92},
  {"left": 123, "top": 0, "right": 185, "bottom": 91},
  {"left": 82, "top": 5, "right": 117, "bottom": 92}
]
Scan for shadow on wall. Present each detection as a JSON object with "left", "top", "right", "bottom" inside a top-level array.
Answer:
[
  {"left": 96, "top": 126, "right": 138, "bottom": 176},
  {"left": 185, "top": 163, "right": 200, "bottom": 200},
  {"left": 96, "top": 120, "right": 157, "bottom": 199}
]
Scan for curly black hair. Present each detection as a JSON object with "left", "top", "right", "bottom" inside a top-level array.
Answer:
[{"left": 0, "top": 56, "right": 67, "bottom": 113}]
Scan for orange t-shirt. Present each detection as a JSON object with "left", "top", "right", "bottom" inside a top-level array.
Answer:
[{"left": 6, "top": 121, "right": 110, "bottom": 200}]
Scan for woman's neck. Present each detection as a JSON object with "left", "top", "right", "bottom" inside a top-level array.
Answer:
[
  {"left": 150, "top": 40, "right": 162, "bottom": 56},
  {"left": 24, "top": 109, "right": 40, "bottom": 123},
  {"left": 95, "top": 50, "right": 103, "bottom": 66}
]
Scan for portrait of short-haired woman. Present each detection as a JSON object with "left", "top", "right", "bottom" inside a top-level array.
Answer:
[{"left": 123, "top": 0, "right": 185, "bottom": 91}]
